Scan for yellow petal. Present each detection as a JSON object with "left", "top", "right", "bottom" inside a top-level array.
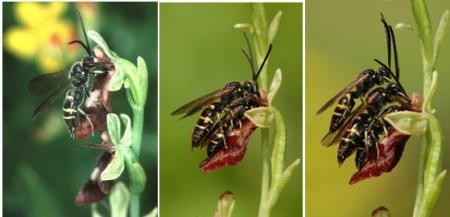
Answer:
[
  {"left": 47, "top": 2, "right": 66, "bottom": 19},
  {"left": 15, "top": 2, "right": 46, "bottom": 27},
  {"left": 15, "top": 2, "right": 67, "bottom": 28},
  {"left": 4, "top": 27, "right": 39, "bottom": 59}
]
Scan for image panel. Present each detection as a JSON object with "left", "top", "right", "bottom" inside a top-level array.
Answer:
[
  {"left": 3, "top": 2, "right": 157, "bottom": 216},
  {"left": 306, "top": 0, "right": 450, "bottom": 216},
  {"left": 160, "top": 3, "right": 302, "bottom": 217}
]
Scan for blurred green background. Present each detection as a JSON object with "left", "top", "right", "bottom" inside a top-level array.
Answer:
[
  {"left": 307, "top": 0, "right": 450, "bottom": 217},
  {"left": 160, "top": 3, "right": 302, "bottom": 217},
  {"left": 3, "top": 2, "right": 157, "bottom": 216}
]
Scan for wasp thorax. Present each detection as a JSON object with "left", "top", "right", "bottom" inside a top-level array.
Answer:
[{"left": 70, "top": 63, "right": 88, "bottom": 86}]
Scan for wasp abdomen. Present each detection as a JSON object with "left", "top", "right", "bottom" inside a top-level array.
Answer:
[
  {"left": 330, "top": 91, "right": 357, "bottom": 132},
  {"left": 63, "top": 86, "right": 86, "bottom": 137},
  {"left": 192, "top": 101, "right": 224, "bottom": 147}
]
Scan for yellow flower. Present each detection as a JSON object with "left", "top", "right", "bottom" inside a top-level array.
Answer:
[{"left": 4, "top": 2, "right": 77, "bottom": 72}]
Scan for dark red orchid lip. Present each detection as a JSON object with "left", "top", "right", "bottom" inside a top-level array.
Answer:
[
  {"left": 200, "top": 119, "right": 257, "bottom": 172},
  {"left": 349, "top": 93, "right": 421, "bottom": 184}
]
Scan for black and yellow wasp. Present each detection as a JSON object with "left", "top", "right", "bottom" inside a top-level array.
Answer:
[
  {"left": 28, "top": 10, "right": 112, "bottom": 138},
  {"left": 318, "top": 14, "right": 413, "bottom": 169},
  {"left": 171, "top": 33, "right": 271, "bottom": 158}
]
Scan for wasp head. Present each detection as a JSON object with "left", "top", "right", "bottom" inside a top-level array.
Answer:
[
  {"left": 386, "top": 83, "right": 409, "bottom": 103},
  {"left": 378, "top": 66, "right": 395, "bottom": 83},
  {"left": 243, "top": 81, "right": 258, "bottom": 94},
  {"left": 81, "top": 56, "right": 97, "bottom": 71}
]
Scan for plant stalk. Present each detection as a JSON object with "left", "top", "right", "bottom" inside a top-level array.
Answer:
[
  {"left": 129, "top": 98, "right": 145, "bottom": 217},
  {"left": 410, "top": 0, "right": 447, "bottom": 216}
]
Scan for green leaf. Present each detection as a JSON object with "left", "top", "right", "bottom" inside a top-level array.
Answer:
[
  {"left": 143, "top": 207, "right": 158, "bottom": 217},
  {"left": 432, "top": 10, "right": 449, "bottom": 64},
  {"left": 88, "top": 31, "right": 114, "bottom": 60},
  {"left": 215, "top": 191, "right": 235, "bottom": 217},
  {"left": 107, "top": 113, "right": 122, "bottom": 146},
  {"left": 384, "top": 111, "right": 428, "bottom": 136},
  {"left": 268, "top": 68, "right": 282, "bottom": 104},
  {"left": 268, "top": 11, "right": 283, "bottom": 44},
  {"left": 372, "top": 207, "right": 391, "bottom": 217},
  {"left": 270, "top": 108, "right": 286, "bottom": 184},
  {"left": 266, "top": 158, "right": 300, "bottom": 209},
  {"left": 109, "top": 60, "right": 126, "bottom": 91},
  {"left": 109, "top": 182, "right": 131, "bottom": 217},
  {"left": 244, "top": 107, "right": 274, "bottom": 128},
  {"left": 100, "top": 150, "right": 125, "bottom": 181},
  {"left": 129, "top": 162, "right": 147, "bottom": 194},
  {"left": 234, "top": 23, "right": 254, "bottom": 34},
  {"left": 119, "top": 114, "right": 133, "bottom": 147},
  {"left": 136, "top": 56, "right": 149, "bottom": 107}
]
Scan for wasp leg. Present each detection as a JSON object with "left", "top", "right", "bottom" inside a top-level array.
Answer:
[
  {"left": 92, "top": 70, "right": 105, "bottom": 74},
  {"left": 78, "top": 108, "right": 95, "bottom": 136}
]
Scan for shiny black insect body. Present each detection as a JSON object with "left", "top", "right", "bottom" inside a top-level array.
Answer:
[
  {"left": 204, "top": 97, "right": 259, "bottom": 157},
  {"left": 172, "top": 33, "right": 271, "bottom": 157},
  {"left": 317, "top": 15, "right": 407, "bottom": 133},
  {"left": 336, "top": 85, "right": 409, "bottom": 168},
  {"left": 319, "top": 14, "right": 413, "bottom": 170},
  {"left": 29, "top": 10, "right": 109, "bottom": 138}
]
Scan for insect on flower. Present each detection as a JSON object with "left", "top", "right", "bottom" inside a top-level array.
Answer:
[
  {"left": 172, "top": 33, "right": 270, "bottom": 172},
  {"left": 28, "top": 9, "right": 114, "bottom": 139},
  {"left": 318, "top": 14, "right": 417, "bottom": 180}
]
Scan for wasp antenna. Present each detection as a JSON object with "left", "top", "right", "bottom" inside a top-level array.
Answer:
[
  {"left": 254, "top": 44, "right": 273, "bottom": 81},
  {"left": 241, "top": 49, "right": 255, "bottom": 76},
  {"left": 389, "top": 25, "right": 400, "bottom": 81},
  {"left": 242, "top": 32, "right": 256, "bottom": 78},
  {"left": 380, "top": 13, "right": 392, "bottom": 70},
  {"left": 74, "top": 9, "right": 92, "bottom": 55},
  {"left": 68, "top": 40, "right": 91, "bottom": 55}
]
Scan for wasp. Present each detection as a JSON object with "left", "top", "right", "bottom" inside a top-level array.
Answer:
[
  {"left": 318, "top": 14, "right": 413, "bottom": 170},
  {"left": 317, "top": 14, "right": 407, "bottom": 134},
  {"left": 28, "top": 10, "right": 113, "bottom": 138},
  {"left": 172, "top": 33, "right": 271, "bottom": 163}
]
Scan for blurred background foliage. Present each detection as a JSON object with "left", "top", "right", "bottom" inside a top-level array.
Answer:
[
  {"left": 307, "top": 0, "right": 449, "bottom": 217},
  {"left": 3, "top": 2, "right": 157, "bottom": 216},
  {"left": 160, "top": 3, "right": 302, "bottom": 217}
]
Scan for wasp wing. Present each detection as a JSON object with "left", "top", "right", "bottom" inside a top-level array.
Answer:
[
  {"left": 28, "top": 70, "right": 70, "bottom": 96},
  {"left": 316, "top": 72, "right": 370, "bottom": 115},
  {"left": 171, "top": 87, "right": 235, "bottom": 119},
  {"left": 32, "top": 84, "right": 69, "bottom": 118},
  {"left": 321, "top": 104, "right": 365, "bottom": 147}
]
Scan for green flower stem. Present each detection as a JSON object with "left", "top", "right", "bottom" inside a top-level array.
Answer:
[
  {"left": 129, "top": 104, "right": 144, "bottom": 217},
  {"left": 410, "top": 0, "right": 448, "bottom": 216},
  {"left": 249, "top": 4, "right": 271, "bottom": 217},
  {"left": 250, "top": 4, "right": 271, "bottom": 217}
]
